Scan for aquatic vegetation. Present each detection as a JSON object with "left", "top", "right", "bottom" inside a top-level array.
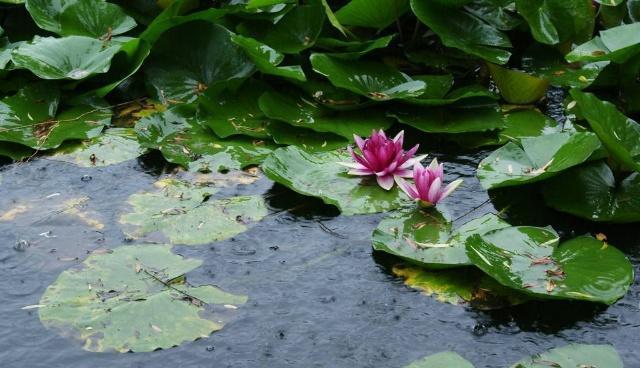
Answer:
[{"left": 396, "top": 159, "right": 463, "bottom": 207}]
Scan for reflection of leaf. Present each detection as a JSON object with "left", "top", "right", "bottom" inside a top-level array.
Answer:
[
  {"left": 39, "top": 244, "right": 247, "bottom": 352},
  {"left": 510, "top": 344, "right": 622, "bottom": 368}
]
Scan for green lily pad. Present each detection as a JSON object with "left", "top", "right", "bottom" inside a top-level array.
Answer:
[
  {"left": 510, "top": 344, "right": 623, "bottom": 368},
  {"left": 465, "top": 0, "right": 522, "bottom": 31},
  {"left": 522, "top": 44, "right": 607, "bottom": 88},
  {"left": 487, "top": 63, "right": 549, "bottom": 104},
  {"left": 515, "top": 0, "right": 595, "bottom": 46},
  {"left": 404, "top": 351, "right": 474, "bottom": 368},
  {"left": 405, "top": 84, "right": 498, "bottom": 107},
  {"left": 0, "top": 85, "right": 110, "bottom": 149},
  {"left": 389, "top": 105, "right": 504, "bottom": 134},
  {"left": 50, "top": 128, "right": 146, "bottom": 167},
  {"left": 571, "top": 90, "right": 640, "bottom": 172},
  {"left": 543, "top": 161, "right": 640, "bottom": 223},
  {"left": 466, "top": 226, "right": 634, "bottom": 304},
  {"left": 566, "top": 23, "right": 640, "bottom": 63},
  {"left": 316, "top": 35, "right": 394, "bottom": 60},
  {"left": 411, "top": 0, "right": 512, "bottom": 64},
  {"left": 0, "top": 142, "right": 33, "bottom": 160},
  {"left": 267, "top": 122, "right": 348, "bottom": 151},
  {"left": 120, "top": 179, "right": 267, "bottom": 245},
  {"left": 261, "top": 146, "right": 408, "bottom": 215},
  {"left": 335, "top": 0, "right": 409, "bottom": 29},
  {"left": 258, "top": 90, "right": 393, "bottom": 139},
  {"left": 11, "top": 36, "right": 122, "bottom": 80},
  {"left": 231, "top": 34, "right": 305, "bottom": 81},
  {"left": 310, "top": 53, "right": 426, "bottom": 101},
  {"left": 373, "top": 211, "right": 510, "bottom": 269},
  {"left": 145, "top": 21, "right": 255, "bottom": 103},
  {"left": 498, "top": 108, "right": 561, "bottom": 142},
  {"left": 393, "top": 264, "right": 528, "bottom": 310},
  {"left": 476, "top": 132, "right": 602, "bottom": 189},
  {"left": 39, "top": 244, "right": 247, "bottom": 352}
]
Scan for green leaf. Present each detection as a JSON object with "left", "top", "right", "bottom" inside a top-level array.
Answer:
[
  {"left": 11, "top": 36, "right": 121, "bottom": 80},
  {"left": 465, "top": 0, "right": 522, "bottom": 31},
  {"left": 0, "top": 142, "right": 33, "bottom": 160},
  {"left": 393, "top": 264, "right": 528, "bottom": 310},
  {"left": 411, "top": 0, "right": 512, "bottom": 64},
  {"left": 566, "top": 23, "right": 640, "bottom": 63},
  {"left": 510, "top": 344, "right": 623, "bottom": 368},
  {"left": 310, "top": 54, "right": 426, "bottom": 101},
  {"left": 405, "top": 85, "right": 499, "bottom": 106},
  {"left": 373, "top": 211, "right": 511, "bottom": 269},
  {"left": 487, "top": 63, "right": 549, "bottom": 104},
  {"left": 315, "top": 35, "right": 395, "bottom": 60},
  {"left": 466, "top": 226, "right": 634, "bottom": 304},
  {"left": 231, "top": 34, "right": 305, "bottom": 81},
  {"left": 261, "top": 146, "right": 408, "bottom": 215},
  {"left": 49, "top": 128, "right": 146, "bottom": 167},
  {"left": 389, "top": 105, "right": 504, "bottom": 134},
  {"left": 145, "top": 21, "right": 255, "bottom": 103},
  {"left": 476, "top": 132, "right": 601, "bottom": 189},
  {"left": 522, "top": 44, "right": 607, "bottom": 88},
  {"left": 258, "top": 90, "right": 393, "bottom": 139},
  {"left": 39, "top": 244, "right": 247, "bottom": 352},
  {"left": 515, "top": 0, "right": 595, "bottom": 46},
  {"left": 404, "top": 351, "right": 474, "bottom": 368},
  {"left": 571, "top": 90, "right": 640, "bottom": 172},
  {"left": 543, "top": 161, "right": 640, "bottom": 223},
  {"left": 246, "top": 0, "right": 293, "bottom": 9},
  {"left": 120, "top": 178, "right": 267, "bottom": 245},
  {"left": 335, "top": 0, "right": 409, "bottom": 29},
  {"left": 266, "top": 122, "right": 349, "bottom": 151},
  {"left": 498, "top": 108, "right": 561, "bottom": 142}
]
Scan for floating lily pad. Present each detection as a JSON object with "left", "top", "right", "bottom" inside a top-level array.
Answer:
[
  {"left": 1, "top": 195, "right": 104, "bottom": 230},
  {"left": 522, "top": 44, "right": 606, "bottom": 88},
  {"left": 404, "top": 351, "right": 474, "bottom": 368},
  {"left": 261, "top": 146, "right": 408, "bottom": 215},
  {"left": 120, "top": 179, "right": 267, "bottom": 245},
  {"left": 12, "top": 36, "right": 122, "bottom": 80},
  {"left": 515, "top": 0, "right": 594, "bottom": 46},
  {"left": 335, "top": 0, "right": 409, "bottom": 29},
  {"left": 476, "top": 132, "right": 601, "bottom": 189},
  {"left": 373, "top": 211, "right": 510, "bottom": 269},
  {"left": 389, "top": 105, "right": 504, "bottom": 134},
  {"left": 498, "top": 108, "right": 561, "bottom": 142},
  {"left": 50, "top": 128, "right": 146, "bottom": 167},
  {"left": 510, "top": 344, "right": 623, "bottom": 368},
  {"left": 571, "top": 90, "right": 640, "bottom": 172},
  {"left": 310, "top": 54, "right": 426, "bottom": 101},
  {"left": 231, "top": 34, "right": 305, "bottom": 81},
  {"left": 466, "top": 226, "right": 634, "bottom": 304},
  {"left": 393, "top": 264, "right": 527, "bottom": 310},
  {"left": 39, "top": 244, "right": 247, "bottom": 352},
  {"left": 566, "top": 22, "right": 640, "bottom": 63},
  {"left": 543, "top": 161, "right": 640, "bottom": 223},
  {"left": 405, "top": 84, "right": 498, "bottom": 106},
  {"left": 267, "top": 122, "right": 348, "bottom": 151},
  {"left": 258, "top": 90, "right": 393, "bottom": 139},
  {"left": 316, "top": 35, "right": 394, "bottom": 60},
  {"left": 0, "top": 142, "right": 33, "bottom": 160},
  {"left": 487, "top": 63, "right": 549, "bottom": 104}
]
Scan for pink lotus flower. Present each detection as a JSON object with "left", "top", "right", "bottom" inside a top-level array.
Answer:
[
  {"left": 396, "top": 158, "right": 463, "bottom": 207},
  {"left": 339, "top": 130, "right": 426, "bottom": 190}
]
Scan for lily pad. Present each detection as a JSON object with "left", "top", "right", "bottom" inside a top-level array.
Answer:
[
  {"left": 543, "top": 161, "right": 640, "bottom": 223},
  {"left": 0, "top": 142, "right": 33, "bottom": 160},
  {"left": 393, "top": 264, "right": 528, "bottom": 310},
  {"left": 515, "top": 0, "right": 595, "bottom": 46},
  {"left": 405, "top": 84, "right": 498, "bottom": 106},
  {"left": 476, "top": 132, "right": 601, "bottom": 189},
  {"left": 404, "top": 351, "right": 474, "bottom": 368},
  {"left": 466, "top": 226, "right": 634, "bottom": 304},
  {"left": 231, "top": 34, "right": 305, "bottom": 81},
  {"left": 499, "top": 108, "right": 561, "bottom": 142},
  {"left": 487, "top": 63, "right": 549, "bottom": 104},
  {"left": 510, "top": 344, "right": 623, "bottom": 368},
  {"left": 335, "top": 0, "right": 409, "bottom": 29},
  {"left": 571, "top": 90, "right": 640, "bottom": 172},
  {"left": 258, "top": 90, "right": 393, "bottom": 139},
  {"left": 267, "top": 122, "right": 348, "bottom": 151},
  {"left": 522, "top": 44, "right": 607, "bottom": 88},
  {"left": 373, "top": 211, "right": 510, "bottom": 269},
  {"left": 11, "top": 36, "right": 122, "bottom": 80},
  {"left": 120, "top": 179, "right": 267, "bottom": 245},
  {"left": 389, "top": 105, "right": 504, "bottom": 134},
  {"left": 310, "top": 53, "right": 426, "bottom": 101},
  {"left": 316, "top": 35, "right": 394, "bottom": 60},
  {"left": 261, "top": 146, "right": 408, "bottom": 215},
  {"left": 39, "top": 244, "right": 247, "bottom": 352},
  {"left": 50, "top": 128, "right": 146, "bottom": 167},
  {"left": 566, "top": 22, "right": 640, "bottom": 63}
]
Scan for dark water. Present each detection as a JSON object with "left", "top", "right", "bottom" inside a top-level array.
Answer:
[{"left": 0, "top": 149, "right": 638, "bottom": 368}]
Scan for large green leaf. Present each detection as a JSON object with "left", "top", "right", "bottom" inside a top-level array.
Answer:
[
  {"left": 310, "top": 54, "right": 426, "bottom": 101},
  {"left": 261, "top": 146, "right": 408, "bottom": 215},
  {"left": 465, "top": 0, "right": 522, "bottom": 31},
  {"left": 120, "top": 179, "right": 267, "bottom": 245},
  {"left": 405, "top": 84, "right": 498, "bottom": 107},
  {"left": 145, "top": 21, "right": 255, "bottom": 103},
  {"left": 258, "top": 90, "right": 393, "bottom": 139},
  {"left": 315, "top": 35, "right": 394, "bottom": 60},
  {"left": 11, "top": 36, "right": 122, "bottom": 80},
  {"left": 571, "top": 90, "right": 640, "bottom": 172},
  {"left": 0, "top": 85, "right": 109, "bottom": 149},
  {"left": 411, "top": 0, "right": 512, "bottom": 64},
  {"left": 39, "top": 244, "right": 247, "bottom": 352},
  {"left": 466, "top": 226, "right": 634, "bottom": 304},
  {"left": 515, "top": 0, "right": 595, "bottom": 46},
  {"left": 389, "top": 105, "right": 504, "bottom": 134},
  {"left": 498, "top": 108, "right": 561, "bottom": 142},
  {"left": 487, "top": 63, "right": 549, "bottom": 104},
  {"left": 522, "top": 44, "right": 607, "bottom": 88},
  {"left": 0, "top": 142, "right": 33, "bottom": 160},
  {"left": 335, "top": 0, "right": 409, "bottom": 29},
  {"left": 231, "top": 34, "right": 305, "bottom": 81},
  {"left": 566, "top": 22, "right": 640, "bottom": 63},
  {"left": 266, "top": 122, "right": 349, "bottom": 151},
  {"left": 510, "top": 344, "right": 623, "bottom": 368},
  {"left": 476, "top": 132, "right": 601, "bottom": 189},
  {"left": 373, "top": 211, "right": 510, "bottom": 269},
  {"left": 404, "top": 352, "right": 474, "bottom": 368},
  {"left": 543, "top": 161, "right": 640, "bottom": 223}
]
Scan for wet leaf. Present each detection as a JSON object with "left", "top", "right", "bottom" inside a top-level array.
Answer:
[
  {"left": 389, "top": 105, "right": 504, "bottom": 134},
  {"left": 404, "top": 351, "right": 475, "bottom": 368},
  {"left": 566, "top": 22, "right": 640, "bottom": 63},
  {"left": 466, "top": 226, "right": 634, "bottom": 304},
  {"left": 267, "top": 122, "right": 349, "bottom": 151},
  {"left": 315, "top": 35, "right": 394, "bottom": 60},
  {"left": 50, "top": 128, "right": 146, "bottom": 167},
  {"left": 39, "top": 244, "right": 247, "bottom": 352},
  {"left": 261, "top": 146, "right": 408, "bottom": 215},
  {"left": 522, "top": 44, "right": 607, "bottom": 88},
  {"left": 405, "top": 84, "right": 498, "bottom": 107},
  {"left": 335, "top": 0, "right": 409, "bottom": 29},
  {"left": 487, "top": 63, "right": 549, "bottom": 104},
  {"left": 510, "top": 344, "right": 622, "bottom": 368},
  {"left": 515, "top": 0, "right": 595, "bottom": 46},
  {"left": 231, "top": 34, "right": 306, "bottom": 81}
]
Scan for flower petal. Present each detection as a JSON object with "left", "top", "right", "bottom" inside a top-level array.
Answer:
[
  {"left": 393, "top": 130, "right": 404, "bottom": 144},
  {"left": 337, "top": 161, "right": 368, "bottom": 169},
  {"left": 376, "top": 175, "right": 395, "bottom": 190},
  {"left": 353, "top": 134, "right": 366, "bottom": 151},
  {"left": 348, "top": 168, "right": 375, "bottom": 176},
  {"left": 401, "top": 154, "right": 428, "bottom": 169},
  {"left": 394, "top": 168, "right": 413, "bottom": 178},
  {"left": 395, "top": 176, "right": 418, "bottom": 199},
  {"left": 427, "top": 177, "right": 442, "bottom": 204},
  {"left": 439, "top": 179, "right": 463, "bottom": 201}
]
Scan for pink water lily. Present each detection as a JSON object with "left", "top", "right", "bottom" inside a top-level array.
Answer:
[
  {"left": 396, "top": 158, "right": 463, "bottom": 207},
  {"left": 339, "top": 130, "right": 426, "bottom": 190}
]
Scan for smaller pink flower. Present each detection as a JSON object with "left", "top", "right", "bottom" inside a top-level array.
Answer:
[
  {"left": 396, "top": 158, "right": 463, "bottom": 207},
  {"left": 338, "top": 129, "right": 427, "bottom": 190}
]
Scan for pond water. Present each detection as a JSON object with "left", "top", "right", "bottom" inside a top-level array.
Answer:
[{"left": 0, "top": 93, "right": 639, "bottom": 367}]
